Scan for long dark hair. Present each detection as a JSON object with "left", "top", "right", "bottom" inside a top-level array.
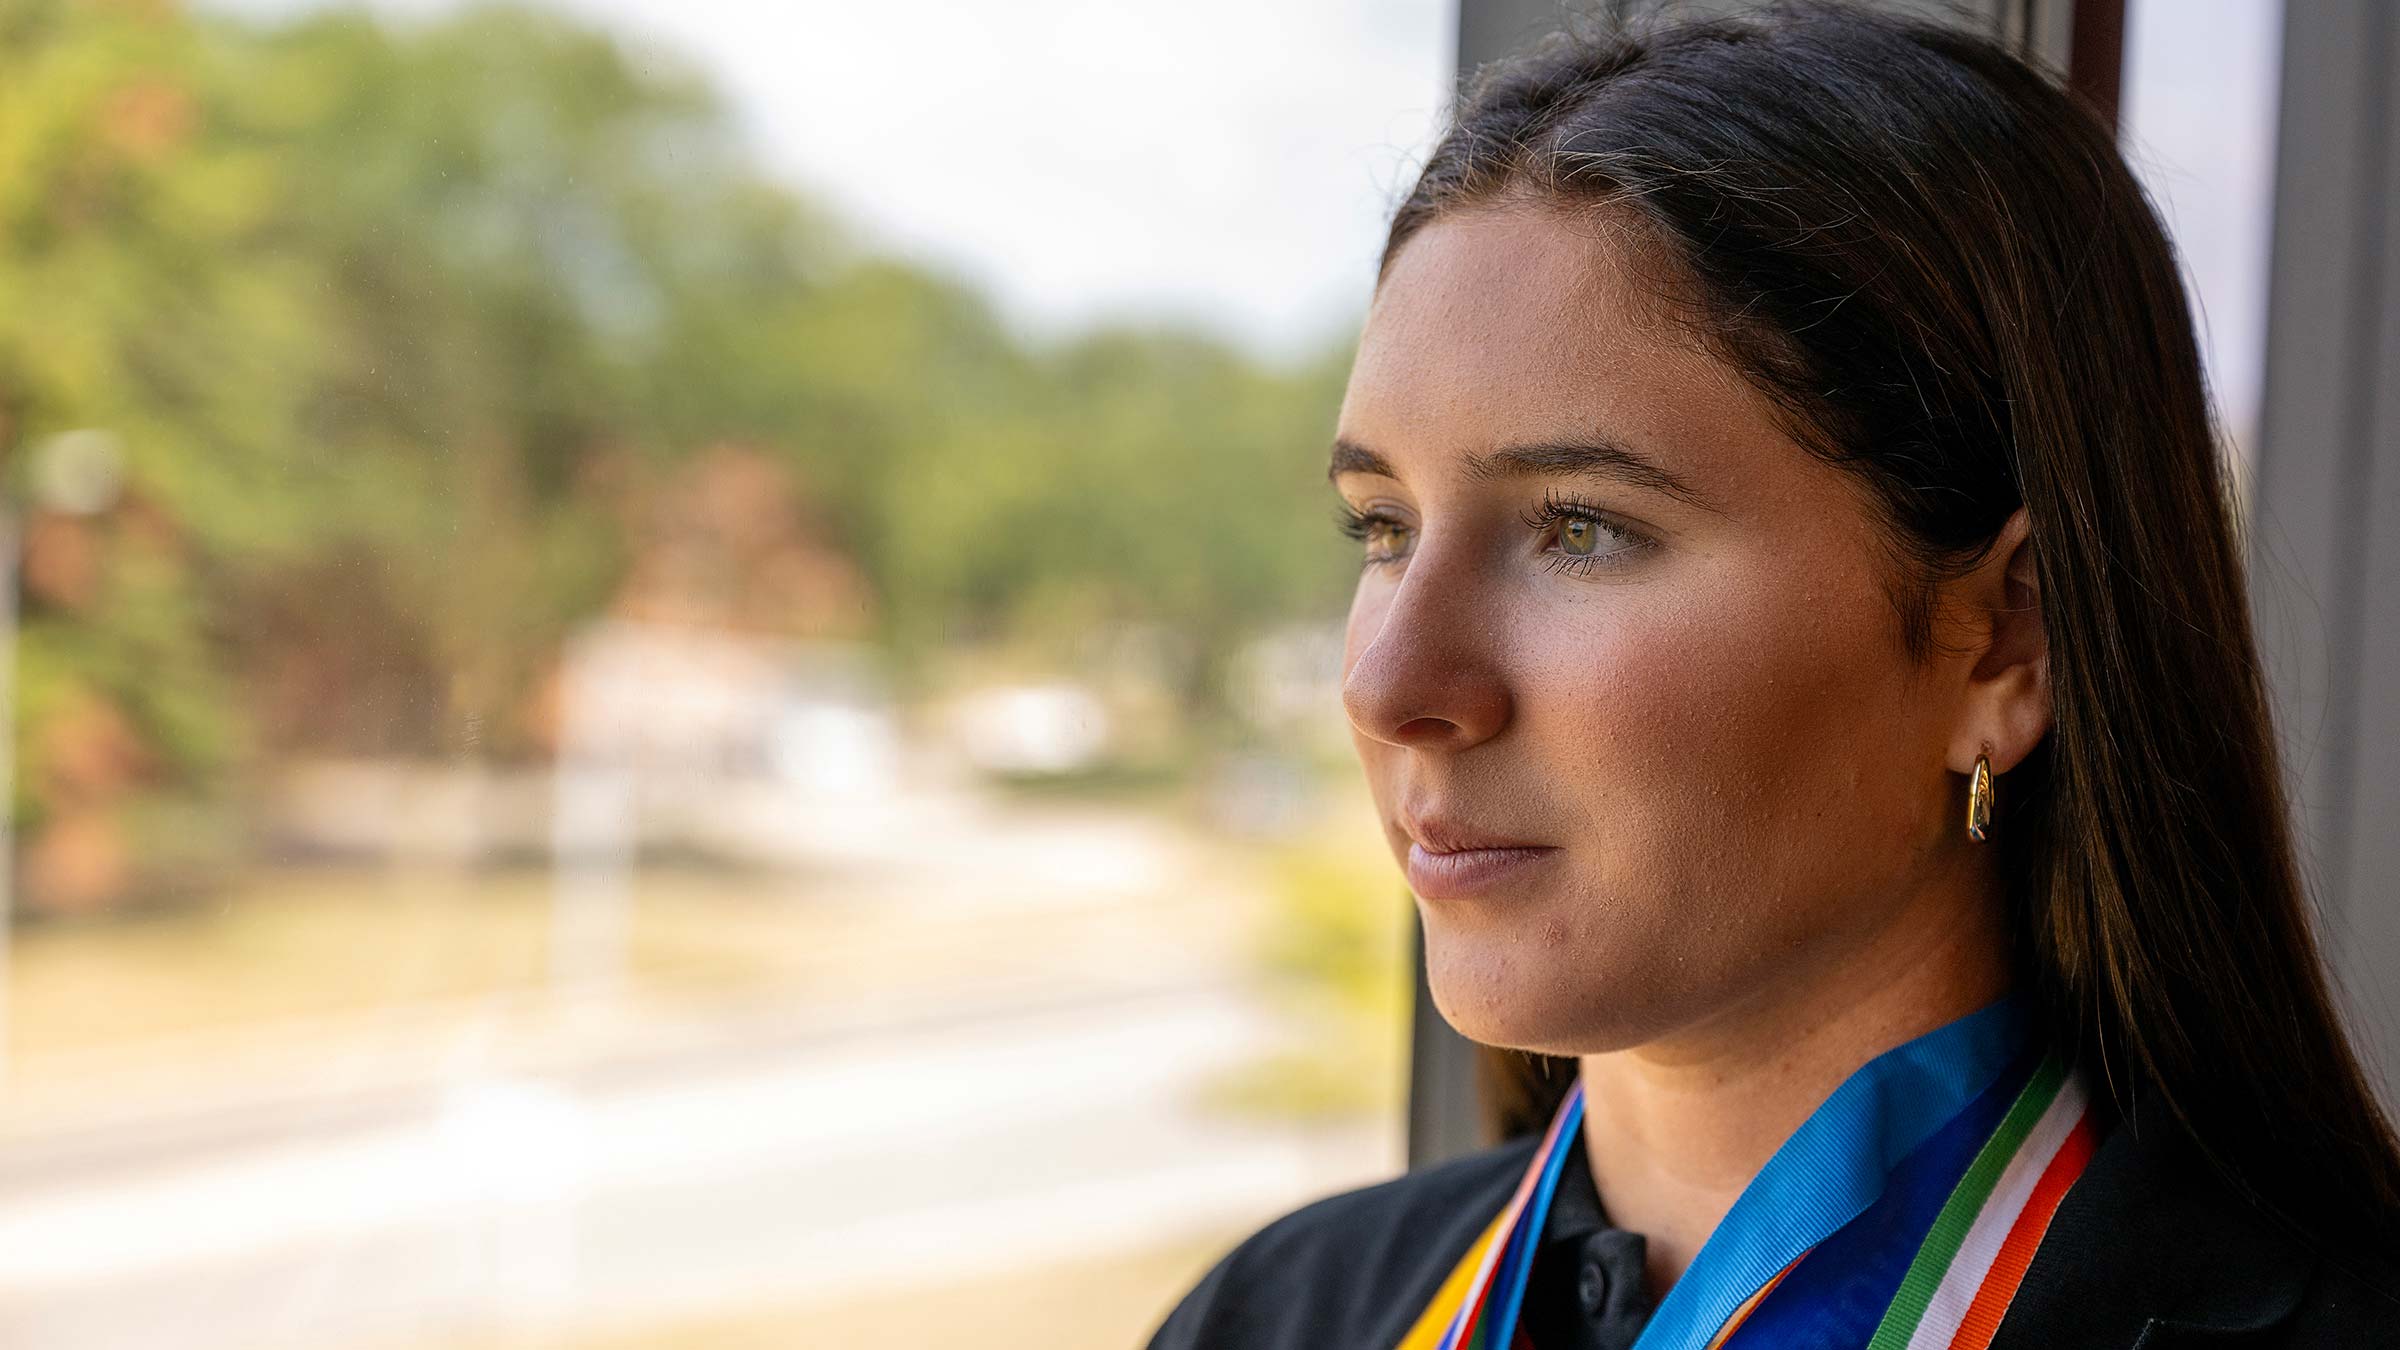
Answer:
[{"left": 1387, "top": 1, "right": 2400, "bottom": 1247}]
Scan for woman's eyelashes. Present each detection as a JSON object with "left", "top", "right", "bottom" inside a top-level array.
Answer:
[
  {"left": 1333, "top": 490, "right": 1654, "bottom": 575},
  {"left": 1519, "top": 488, "right": 1655, "bottom": 575},
  {"left": 1332, "top": 501, "right": 1414, "bottom": 568}
]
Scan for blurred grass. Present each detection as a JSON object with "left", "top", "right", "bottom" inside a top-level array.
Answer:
[
  {"left": 8, "top": 867, "right": 559, "bottom": 1058},
  {"left": 981, "top": 756, "right": 1193, "bottom": 806},
  {"left": 3, "top": 768, "right": 1418, "bottom": 1137},
  {"left": 2, "top": 846, "right": 1248, "bottom": 1068},
  {"left": 1200, "top": 790, "right": 1413, "bottom": 1124}
]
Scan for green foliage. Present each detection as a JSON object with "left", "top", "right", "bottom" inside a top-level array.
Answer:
[
  {"left": 0, "top": 0, "right": 1363, "bottom": 909},
  {"left": 1204, "top": 829, "right": 1414, "bottom": 1123},
  {"left": 1256, "top": 835, "right": 1413, "bottom": 1020}
]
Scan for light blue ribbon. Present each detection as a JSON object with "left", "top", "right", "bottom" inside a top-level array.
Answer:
[{"left": 1626, "top": 990, "right": 2034, "bottom": 1349}]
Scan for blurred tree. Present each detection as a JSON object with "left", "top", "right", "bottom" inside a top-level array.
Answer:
[
  {"left": 0, "top": 0, "right": 1359, "bottom": 915},
  {"left": 0, "top": 0, "right": 296, "bottom": 911}
]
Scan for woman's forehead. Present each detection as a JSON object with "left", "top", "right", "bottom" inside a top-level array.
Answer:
[{"left": 1341, "top": 208, "right": 1789, "bottom": 499}]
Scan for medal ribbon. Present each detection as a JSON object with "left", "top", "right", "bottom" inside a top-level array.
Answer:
[
  {"left": 1397, "top": 995, "right": 2103, "bottom": 1350},
  {"left": 1395, "top": 1079, "right": 1587, "bottom": 1350}
]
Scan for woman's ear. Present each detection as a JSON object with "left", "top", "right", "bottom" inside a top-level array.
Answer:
[{"left": 1946, "top": 506, "right": 2051, "bottom": 776}]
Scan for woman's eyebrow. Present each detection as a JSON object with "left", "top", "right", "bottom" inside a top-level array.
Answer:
[{"left": 1328, "top": 435, "right": 1722, "bottom": 514}]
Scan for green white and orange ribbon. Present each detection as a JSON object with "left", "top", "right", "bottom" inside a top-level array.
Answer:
[{"left": 1396, "top": 995, "right": 2105, "bottom": 1350}]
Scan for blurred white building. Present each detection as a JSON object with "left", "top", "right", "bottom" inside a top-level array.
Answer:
[{"left": 551, "top": 619, "right": 907, "bottom": 869}]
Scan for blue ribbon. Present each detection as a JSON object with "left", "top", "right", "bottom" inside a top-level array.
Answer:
[{"left": 1626, "top": 990, "right": 2035, "bottom": 1349}]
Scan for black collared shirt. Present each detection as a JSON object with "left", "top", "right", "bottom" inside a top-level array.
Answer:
[
  {"left": 1146, "top": 1130, "right": 1656, "bottom": 1350},
  {"left": 1147, "top": 1109, "right": 2400, "bottom": 1349}
]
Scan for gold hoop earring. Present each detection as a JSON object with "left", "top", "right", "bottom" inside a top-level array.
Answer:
[{"left": 1966, "top": 751, "right": 1995, "bottom": 842}]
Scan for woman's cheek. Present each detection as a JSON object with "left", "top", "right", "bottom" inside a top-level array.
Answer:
[
  {"left": 1538, "top": 563, "right": 1862, "bottom": 868},
  {"left": 1535, "top": 586, "right": 1763, "bottom": 779}
]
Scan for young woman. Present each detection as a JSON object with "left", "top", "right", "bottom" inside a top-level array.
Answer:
[{"left": 1146, "top": 6, "right": 2400, "bottom": 1348}]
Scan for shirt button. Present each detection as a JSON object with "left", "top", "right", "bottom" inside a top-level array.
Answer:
[{"left": 1578, "top": 1260, "right": 1609, "bottom": 1313}]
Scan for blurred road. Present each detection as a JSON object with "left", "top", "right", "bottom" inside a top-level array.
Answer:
[
  {"left": 0, "top": 787, "right": 1404, "bottom": 1348},
  {"left": 0, "top": 977, "right": 1393, "bottom": 1348}
]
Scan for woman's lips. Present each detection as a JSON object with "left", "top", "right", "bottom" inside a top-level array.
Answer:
[{"left": 1405, "top": 841, "right": 1559, "bottom": 899}]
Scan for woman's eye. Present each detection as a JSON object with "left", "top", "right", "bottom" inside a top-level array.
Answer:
[
  {"left": 1522, "top": 492, "right": 1653, "bottom": 575},
  {"left": 1337, "top": 495, "right": 1649, "bottom": 576},
  {"left": 1334, "top": 503, "right": 1414, "bottom": 567},
  {"left": 1362, "top": 519, "right": 1413, "bottom": 563}
]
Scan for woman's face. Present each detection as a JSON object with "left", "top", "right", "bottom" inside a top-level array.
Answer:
[{"left": 1335, "top": 203, "right": 1990, "bottom": 1056}]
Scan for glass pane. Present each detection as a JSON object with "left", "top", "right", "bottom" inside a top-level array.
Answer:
[
  {"left": 0, "top": 1, "right": 1446, "bottom": 1344},
  {"left": 2120, "top": 0, "right": 2286, "bottom": 512}
]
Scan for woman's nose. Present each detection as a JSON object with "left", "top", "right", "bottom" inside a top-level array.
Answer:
[{"left": 1340, "top": 547, "right": 1514, "bottom": 752}]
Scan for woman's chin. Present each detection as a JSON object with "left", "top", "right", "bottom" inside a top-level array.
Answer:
[
  {"left": 1422, "top": 947, "right": 1646, "bottom": 1056},
  {"left": 1430, "top": 956, "right": 1603, "bottom": 1052}
]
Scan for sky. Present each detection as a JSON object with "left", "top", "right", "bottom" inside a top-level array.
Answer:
[
  {"left": 207, "top": 0, "right": 2283, "bottom": 431},
  {"left": 215, "top": 0, "right": 1457, "bottom": 364}
]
